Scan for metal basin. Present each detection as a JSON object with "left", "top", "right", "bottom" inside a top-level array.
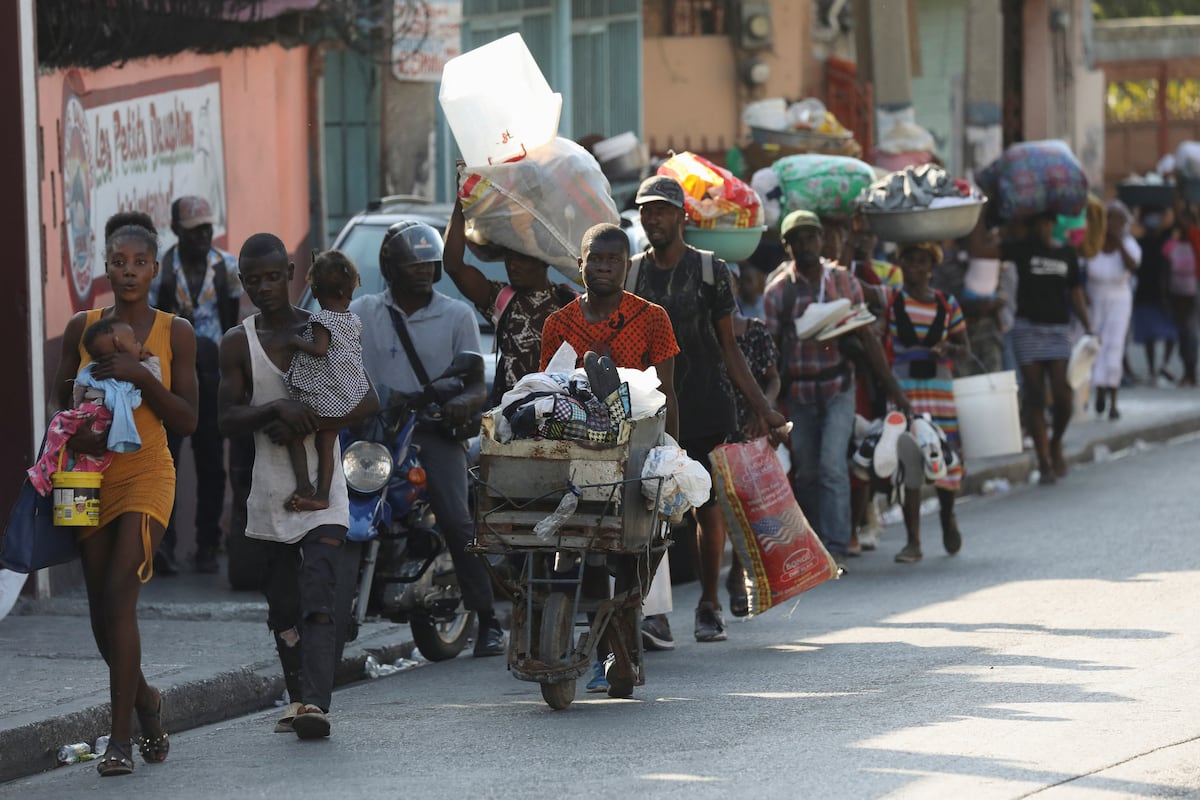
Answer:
[{"left": 862, "top": 200, "right": 986, "bottom": 243}]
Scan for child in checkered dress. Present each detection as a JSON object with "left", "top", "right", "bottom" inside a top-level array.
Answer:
[{"left": 286, "top": 250, "right": 370, "bottom": 511}]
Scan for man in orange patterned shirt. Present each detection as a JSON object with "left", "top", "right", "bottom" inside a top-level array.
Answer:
[
  {"left": 540, "top": 223, "right": 679, "bottom": 440},
  {"left": 538, "top": 222, "right": 678, "bottom": 698}
]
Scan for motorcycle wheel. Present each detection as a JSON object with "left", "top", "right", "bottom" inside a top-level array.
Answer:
[
  {"left": 411, "top": 611, "right": 476, "bottom": 662},
  {"left": 538, "top": 592, "right": 576, "bottom": 710}
]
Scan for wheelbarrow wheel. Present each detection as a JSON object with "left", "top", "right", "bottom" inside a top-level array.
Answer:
[{"left": 538, "top": 591, "right": 576, "bottom": 710}]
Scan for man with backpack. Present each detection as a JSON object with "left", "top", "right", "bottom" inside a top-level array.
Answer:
[
  {"left": 443, "top": 200, "right": 577, "bottom": 406},
  {"left": 149, "top": 196, "right": 242, "bottom": 575},
  {"left": 627, "top": 176, "right": 787, "bottom": 646}
]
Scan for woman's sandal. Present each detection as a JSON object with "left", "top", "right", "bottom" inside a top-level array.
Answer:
[
  {"left": 136, "top": 688, "right": 170, "bottom": 764},
  {"left": 96, "top": 738, "right": 134, "bottom": 777}
]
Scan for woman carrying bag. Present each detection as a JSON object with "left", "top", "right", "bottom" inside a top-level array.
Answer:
[{"left": 51, "top": 211, "right": 198, "bottom": 776}]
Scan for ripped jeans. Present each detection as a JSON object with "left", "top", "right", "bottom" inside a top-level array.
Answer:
[{"left": 261, "top": 524, "right": 348, "bottom": 712}]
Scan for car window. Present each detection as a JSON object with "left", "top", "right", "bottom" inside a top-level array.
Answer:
[{"left": 314, "top": 222, "right": 510, "bottom": 329}]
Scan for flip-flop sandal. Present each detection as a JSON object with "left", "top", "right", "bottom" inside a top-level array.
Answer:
[
  {"left": 136, "top": 688, "right": 169, "bottom": 763},
  {"left": 894, "top": 544, "right": 923, "bottom": 564},
  {"left": 96, "top": 738, "right": 134, "bottom": 777}
]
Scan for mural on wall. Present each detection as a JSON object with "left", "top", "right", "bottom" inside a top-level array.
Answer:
[{"left": 60, "top": 69, "right": 227, "bottom": 310}]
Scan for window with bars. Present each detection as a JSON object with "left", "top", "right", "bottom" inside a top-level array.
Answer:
[{"left": 643, "top": 0, "right": 729, "bottom": 37}]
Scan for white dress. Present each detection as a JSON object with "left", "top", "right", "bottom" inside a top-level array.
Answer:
[{"left": 1085, "top": 235, "right": 1139, "bottom": 389}]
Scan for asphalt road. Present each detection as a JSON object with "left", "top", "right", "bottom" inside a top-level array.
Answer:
[{"left": 10, "top": 435, "right": 1200, "bottom": 799}]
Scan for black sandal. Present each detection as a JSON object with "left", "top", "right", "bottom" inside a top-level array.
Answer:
[
  {"left": 96, "top": 738, "right": 134, "bottom": 777},
  {"left": 136, "top": 688, "right": 170, "bottom": 764}
]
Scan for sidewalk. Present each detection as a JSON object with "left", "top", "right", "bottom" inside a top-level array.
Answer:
[
  {"left": 0, "top": 575, "right": 418, "bottom": 783},
  {"left": 1, "top": 384, "right": 1198, "bottom": 784}
]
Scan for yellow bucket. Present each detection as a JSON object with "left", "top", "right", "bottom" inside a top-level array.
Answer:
[{"left": 51, "top": 470, "right": 102, "bottom": 527}]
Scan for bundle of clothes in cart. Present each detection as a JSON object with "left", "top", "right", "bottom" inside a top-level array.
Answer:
[{"left": 488, "top": 343, "right": 664, "bottom": 445}]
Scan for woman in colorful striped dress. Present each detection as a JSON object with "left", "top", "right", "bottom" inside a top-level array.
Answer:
[{"left": 887, "top": 242, "right": 969, "bottom": 563}]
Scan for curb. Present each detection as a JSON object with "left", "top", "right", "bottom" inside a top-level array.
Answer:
[
  {"left": 0, "top": 636, "right": 415, "bottom": 783},
  {"left": 959, "top": 413, "right": 1200, "bottom": 497}
]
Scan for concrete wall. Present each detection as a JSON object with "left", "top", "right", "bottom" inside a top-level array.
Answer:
[
  {"left": 1019, "top": 0, "right": 1105, "bottom": 188},
  {"left": 642, "top": 0, "right": 818, "bottom": 158},
  {"left": 911, "top": 0, "right": 967, "bottom": 172}
]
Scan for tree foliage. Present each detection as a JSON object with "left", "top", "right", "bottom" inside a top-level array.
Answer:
[
  {"left": 1093, "top": 1, "right": 1200, "bottom": 18},
  {"left": 1107, "top": 79, "right": 1200, "bottom": 122}
]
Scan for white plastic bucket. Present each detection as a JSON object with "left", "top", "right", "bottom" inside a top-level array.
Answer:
[
  {"left": 953, "top": 370, "right": 1023, "bottom": 461},
  {"left": 439, "top": 33, "right": 561, "bottom": 167}
]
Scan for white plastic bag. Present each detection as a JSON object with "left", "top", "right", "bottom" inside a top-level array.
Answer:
[
  {"left": 1067, "top": 334, "right": 1100, "bottom": 392},
  {"left": 641, "top": 444, "right": 712, "bottom": 522},
  {"left": 751, "top": 167, "right": 782, "bottom": 229},
  {"left": 742, "top": 97, "right": 788, "bottom": 131},
  {"left": 641, "top": 556, "right": 673, "bottom": 616},
  {"left": 459, "top": 137, "right": 619, "bottom": 279}
]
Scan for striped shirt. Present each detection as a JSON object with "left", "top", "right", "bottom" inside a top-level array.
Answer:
[{"left": 885, "top": 289, "right": 966, "bottom": 379}]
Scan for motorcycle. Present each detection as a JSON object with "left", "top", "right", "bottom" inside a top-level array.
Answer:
[{"left": 340, "top": 354, "right": 484, "bottom": 661}]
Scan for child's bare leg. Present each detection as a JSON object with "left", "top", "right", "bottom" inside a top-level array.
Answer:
[
  {"left": 290, "top": 429, "right": 336, "bottom": 512},
  {"left": 286, "top": 438, "right": 315, "bottom": 511}
]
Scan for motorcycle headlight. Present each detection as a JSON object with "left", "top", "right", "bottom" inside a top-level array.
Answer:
[{"left": 342, "top": 441, "right": 393, "bottom": 493}]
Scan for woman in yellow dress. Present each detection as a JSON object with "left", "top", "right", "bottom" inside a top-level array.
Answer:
[{"left": 52, "top": 211, "right": 198, "bottom": 776}]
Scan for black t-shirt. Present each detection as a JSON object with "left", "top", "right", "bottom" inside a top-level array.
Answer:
[
  {"left": 1001, "top": 240, "right": 1081, "bottom": 325},
  {"left": 630, "top": 247, "right": 737, "bottom": 440},
  {"left": 1134, "top": 229, "right": 1170, "bottom": 307}
]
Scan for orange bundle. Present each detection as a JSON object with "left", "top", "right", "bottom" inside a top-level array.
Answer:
[{"left": 658, "top": 152, "right": 764, "bottom": 229}]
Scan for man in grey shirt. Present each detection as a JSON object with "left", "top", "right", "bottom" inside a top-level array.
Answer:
[{"left": 350, "top": 220, "right": 504, "bottom": 657}]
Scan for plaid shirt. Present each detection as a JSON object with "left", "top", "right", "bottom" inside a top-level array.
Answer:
[{"left": 763, "top": 260, "right": 864, "bottom": 406}]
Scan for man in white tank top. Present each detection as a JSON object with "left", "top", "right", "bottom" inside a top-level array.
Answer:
[{"left": 218, "top": 234, "right": 378, "bottom": 740}]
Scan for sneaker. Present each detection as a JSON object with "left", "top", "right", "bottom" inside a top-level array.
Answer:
[
  {"left": 641, "top": 614, "right": 675, "bottom": 651},
  {"left": 473, "top": 618, "right": 506, "bottom": 657},
  {"left": 852, "top": 431, "right": 880, "bottom": 476},
  {"left": 585, "top": 660, "right": 609, "bottom": 693},
  {"left": 694, "top": 602, "right": 727, "bottom": 642},
  {"left": 584, "top": 351, "right": 621, "bottom": 400},
  {"left": 274, "top": 701, "right": 303, "bottom": 734},
  {"left": 291, "top": 704, "right": 330, "bottom": 739},
  {"left": 873, "top": 411, "right": 907, "bottom": 479},
  {"left": 911, "top": 416, "right": 947, "bottom": 482}
]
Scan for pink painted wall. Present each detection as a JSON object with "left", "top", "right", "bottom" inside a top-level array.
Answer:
[{"left": 37, "top": 44, "right": 313, "bottom": 351}]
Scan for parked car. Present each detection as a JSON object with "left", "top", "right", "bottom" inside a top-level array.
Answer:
[{"left": 300, "top": 195, "right": 507, "bottom": 356}]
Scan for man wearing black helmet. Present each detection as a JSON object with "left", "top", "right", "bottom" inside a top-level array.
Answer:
[{"left": 349, "top": 220, "right": 505, "bottom": 657}]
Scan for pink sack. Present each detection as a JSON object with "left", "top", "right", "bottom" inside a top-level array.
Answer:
[{"left": 710, "top": 437, "right": 839, "bottom": 614}]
